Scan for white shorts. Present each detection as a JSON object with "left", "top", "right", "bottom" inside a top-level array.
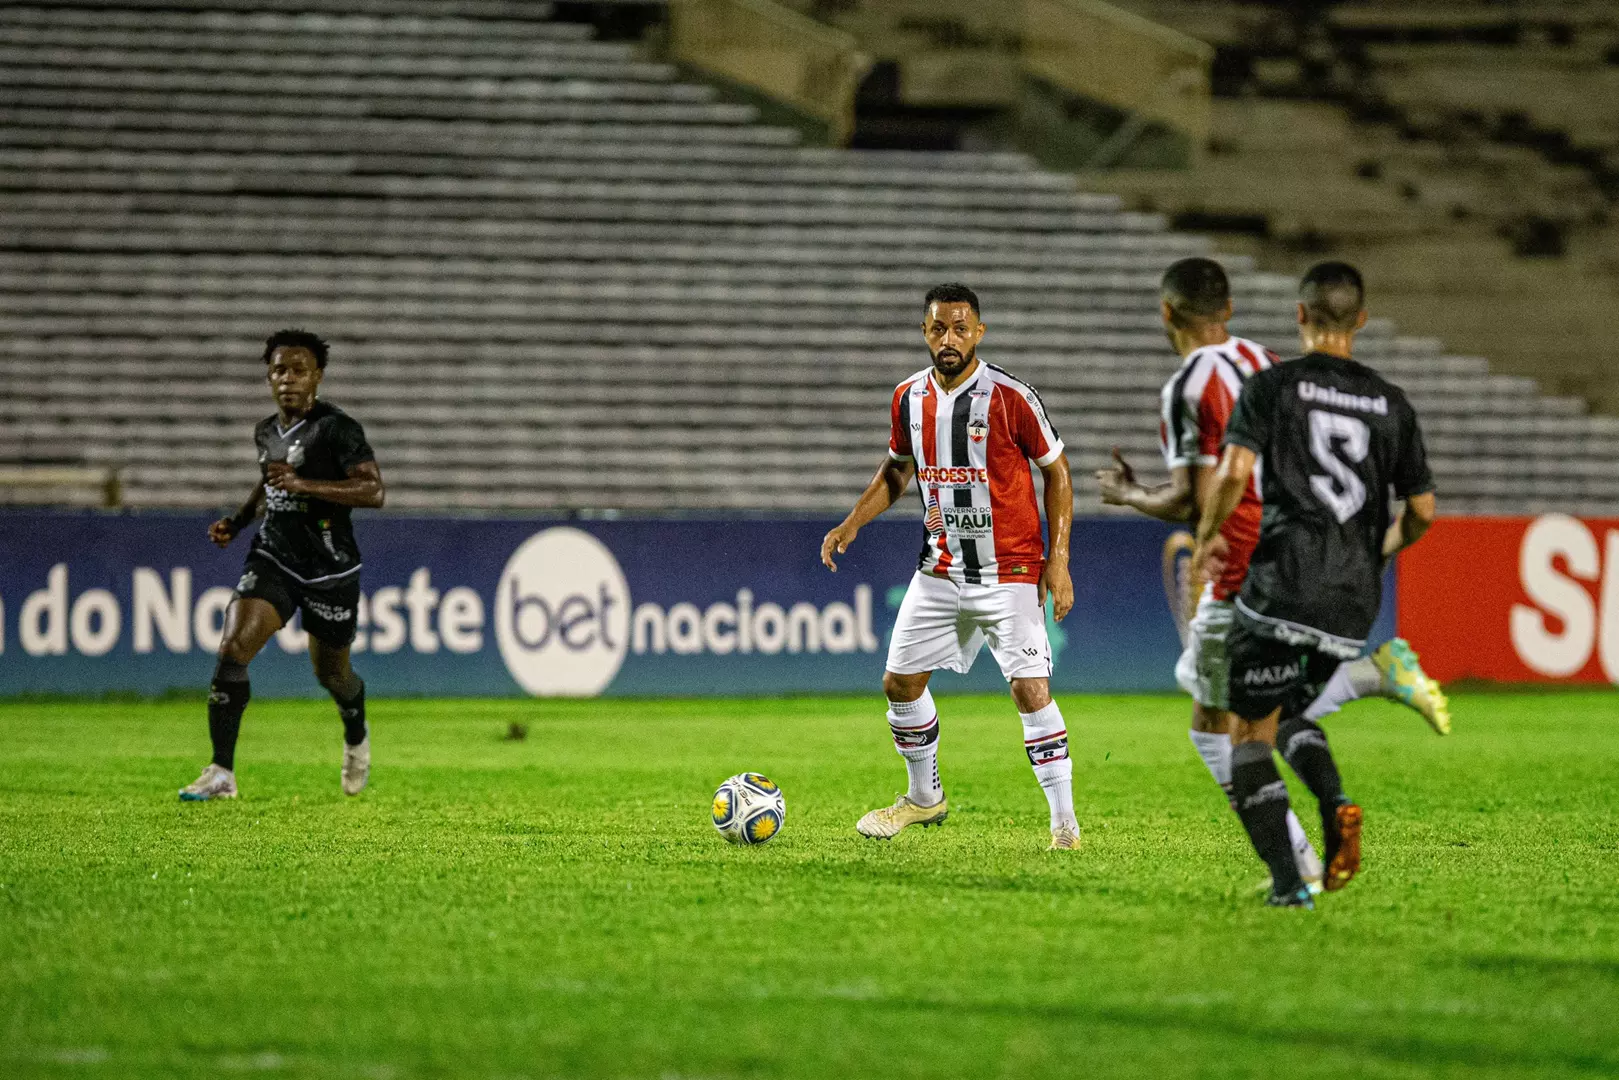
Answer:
[
  {"left": 1176, "top": 583, "right": 1233, "bottom": 709},
  {"left": 886, "top": 571, "right": 1053, "bottom": 681}
]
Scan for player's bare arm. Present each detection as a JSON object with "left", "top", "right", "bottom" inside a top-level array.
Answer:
[
  {"left": 210, "top": 481, "right": 266, "bottom": 548},
  {"left": 1383, "top": 491, "right": 1437, "bottom": 560},
  {"left": 266, "top": 459, "right": 386, "bottom": 509},
  {"left": 821, "top": 456, "right": 915, "bottom": 571},
  {"left": 1095, "top": 449, "right": 1196, "bottom": 523},
  {"left": 1190, "top": 443, "right": 1256, "bottom": 588},
  {"left": 1040, "top": 453, "right": 1074, "bottom": 620}
]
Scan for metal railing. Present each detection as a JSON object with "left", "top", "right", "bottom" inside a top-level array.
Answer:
[
  {"left": 1023, "top": 0, "right": 1213, "bottom": 161},
  {"left": 667, "top": 0, "right": 872, "bottom": 145}
]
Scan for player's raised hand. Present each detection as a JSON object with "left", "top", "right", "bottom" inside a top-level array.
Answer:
[
  {"left": 1040, "top": 561, "right": 1074, "bottom": 621},
  {"left": 208, "top": 517, "right": 236, "bottom": 548},
  {"left": 1094, "top": 448, "right": 1137, "bottom": 505},
  {"left": 820, "top": 523, "right": 857, "bottom": 572}
]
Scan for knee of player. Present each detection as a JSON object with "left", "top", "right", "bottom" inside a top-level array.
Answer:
[
  {"left": 216, "top": 639, "right": 257, "bottom": 668},
  {"left": 313, "top": 662, "right": 354, "bottom": 693},
  {"left": 1009, "top": 678, "right": 1052, "bottom": 713},
  {"left": 883, "top": 671, "right": 928, "bottom": 703},
  {"left": 1190, "top": 703, "right": 1229, "bottom": 734}
]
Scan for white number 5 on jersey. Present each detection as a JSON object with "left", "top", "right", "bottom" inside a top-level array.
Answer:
[{"left": 1308, "top": 410, "right": 1371, "bottom": 522}]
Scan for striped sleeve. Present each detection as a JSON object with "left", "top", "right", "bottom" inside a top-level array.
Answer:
[
  {"left": 1007, "top": 384, "right": 1064, "bottom": 468},
  {"left": 888, "top": 381, "right": 914, "bottom": 462},
  {"left": 1195, "top": 363, "right": 1239, "bottom": 465},
  {"left": 1161, "top": 361, "right": 1204, "bottom": 469}
]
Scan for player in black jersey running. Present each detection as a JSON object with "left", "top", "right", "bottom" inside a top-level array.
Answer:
[
  {"left": 179, "top": 330, "right": 386, "bottom": 801},
  {"left": 1191, "top": 263, "right": 1437, "bottom": 908}
]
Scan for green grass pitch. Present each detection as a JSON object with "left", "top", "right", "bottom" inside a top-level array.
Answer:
[{"left": 2, "top": 691, "right": 1616, "bottom": 1079}]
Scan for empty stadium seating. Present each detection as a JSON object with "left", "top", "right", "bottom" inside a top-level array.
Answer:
[
  {"left": 2, "top": 0, "right": 1617, "bottom": 515},
  {"left": 1105, "top": 0, "right": 1619, "bottom": 415}
]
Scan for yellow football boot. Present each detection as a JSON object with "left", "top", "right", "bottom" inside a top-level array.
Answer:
[{"left": 1372, "top": 638, "right": 1451, "bottom": 735}]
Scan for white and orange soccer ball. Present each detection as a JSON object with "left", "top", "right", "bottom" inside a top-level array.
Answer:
[{"left": 711, "top": 773, "right": 786, "bottom": 846}]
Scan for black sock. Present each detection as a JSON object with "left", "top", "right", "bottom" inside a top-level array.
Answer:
[
  {"left": 208, "top": 660, "right": 250, "bottom": 772},
  {"left": 332, "top": 678, "right": 367, "bottom": 747},
  {"left": 1230, "top": 741, "right": 1304, "bottom": 896},
  {"left": 1277, "top": 716, "right": 1350, "bottom": 851}
]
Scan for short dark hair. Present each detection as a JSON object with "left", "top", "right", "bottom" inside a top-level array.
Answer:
[
  {"left": 1299, "top": 262, "right": 1365, "bottom": 331},
  {"left": 923, "top": 283, "right": 980, "bottom": 317},
  {"left": 1160, "top": 257, "right": 1230, "bottom": 327},
  {"left": 262, "top": 328, "right": 329, "bottom": 369}
]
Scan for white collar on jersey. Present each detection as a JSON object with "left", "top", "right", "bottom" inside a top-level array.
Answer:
[{"left": 1179, "top": 338, "right": 1236, "bottom": 366}]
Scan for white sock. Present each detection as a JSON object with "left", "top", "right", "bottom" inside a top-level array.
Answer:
[
  {"left": 1286, "top": 808, "right": 1320, "bottom": 876},
  {"left": 1188, "top": 728, "right": 1233, "bottom": 806},
  {"left": 1303, "top": 658, "right": 1383, "bottom": 720},
  {"left": 1020, "top": 701, "right": 1076, "bottom": 829},
  {"left": 887, "top": 690, "right": 942, "bottom": 807}
]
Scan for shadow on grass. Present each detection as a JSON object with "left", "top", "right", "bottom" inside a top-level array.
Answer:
[
  {"left": 811, "top": 990, "right": 1619, "bottom": 1076},
  {"left": 1463, "top": 953, "right": 1619, "bottom": 982}
]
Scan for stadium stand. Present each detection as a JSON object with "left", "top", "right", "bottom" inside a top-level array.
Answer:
[
  {"left": 1100, "top": 0, "right": 1619, "bottom": 415},
  {"left": 2, "top": 0, "right": 1618, "bottom": 515}
]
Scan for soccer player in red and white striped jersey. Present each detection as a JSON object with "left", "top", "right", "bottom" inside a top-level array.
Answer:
[{"left": 821, "top": 284, "right": 1080, "bottom": 850}]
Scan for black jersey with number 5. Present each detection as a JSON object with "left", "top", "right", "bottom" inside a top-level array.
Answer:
[
  {"left": 250, "top": 401, "right": 375, "bottom": 585},
  {"left": 1223, "top": 353, "right": 1433, "bottom": 657}
]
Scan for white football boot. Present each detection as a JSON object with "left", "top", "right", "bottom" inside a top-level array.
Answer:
[
  {"left": 1048, "top": 822, "right": 1081, "bottom": 851},
  {"left": 341, "top": 732, "right": 370, "bottom": 797},
  {"left": 856, "top": 794, "right": 948, "bottom": 838},
  {"left": 179, "top": 763, "right": 237, "bottom": 801}
]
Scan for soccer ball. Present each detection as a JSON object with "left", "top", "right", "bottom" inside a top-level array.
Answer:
[{"left": 711, "top": 773, "right": 786, "bottom": 846}]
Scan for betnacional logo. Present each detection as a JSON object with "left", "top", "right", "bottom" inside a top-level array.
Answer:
[{"left": 495, "top": 527, "right": 632, "bottom": 697}]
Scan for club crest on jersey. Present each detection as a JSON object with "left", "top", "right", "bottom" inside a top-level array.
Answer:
[
  {"left": 285, "top": 440, "right": 306, "bottom": 467},
  {"left": 924, "top": 503, "right": 945, "bottom": 533},
  {"left": 967, "top": 418, "right": 989, "bottom": 443}
]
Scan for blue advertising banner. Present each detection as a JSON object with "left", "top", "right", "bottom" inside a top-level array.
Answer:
[{"left": 0, "top": 511, "right": 1395, "bottom": 698}]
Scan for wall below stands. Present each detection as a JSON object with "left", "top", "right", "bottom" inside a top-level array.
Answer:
[
  {"left": 0, "top": 509, "right": 1400, "bottom": 697},
  {"left": 9, "top": 508, "right": 1617, "bottom": 694}
]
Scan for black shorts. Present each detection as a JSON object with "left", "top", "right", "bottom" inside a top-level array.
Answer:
[
  {"left": 1226, "top": 621, "right": 1342, "bottom": 722},
  {"left": 235, "top": 555, "right": 360, "bottom": 649}
]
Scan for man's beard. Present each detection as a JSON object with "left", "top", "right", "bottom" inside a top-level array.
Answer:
[{"left": 932, "top": 345, "right": 976, "bottom": 378}]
